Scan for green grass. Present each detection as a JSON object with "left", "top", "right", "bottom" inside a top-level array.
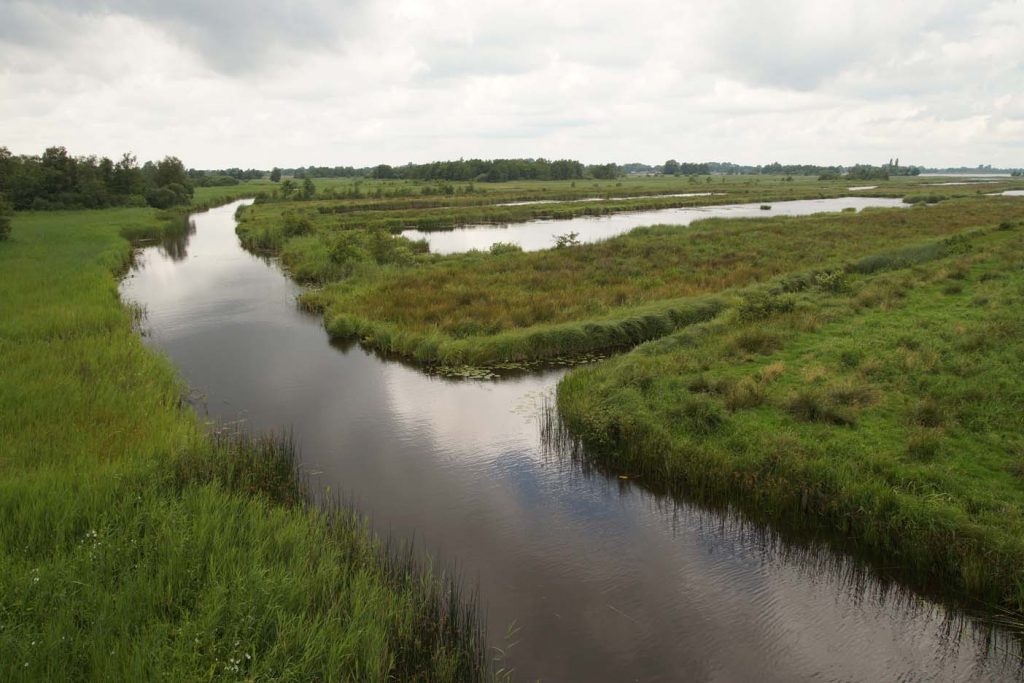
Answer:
[
  {"left": 298, "top": 197, "right": 1024, "bottom": 366},
  {"left": 556, "top": 224, "right": 1024, "bottom": 614},
  {"left": 0, "top": 208, "right": 488, "bottom": 681}
]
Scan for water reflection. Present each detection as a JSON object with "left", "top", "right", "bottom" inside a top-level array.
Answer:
[
  {"left": 158, "top": 215, "right": 197, "bottom": 261},
  {"left": 120, "top": 200, "right": 1023, "bottom": 682}
]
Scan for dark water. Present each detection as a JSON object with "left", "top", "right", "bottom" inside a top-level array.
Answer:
[
  {"left": 401, "top": 196, "right": 906, "bottom": 254},
  {"left": 121, "top": 201, "right": 1022, "bottom": 682}
]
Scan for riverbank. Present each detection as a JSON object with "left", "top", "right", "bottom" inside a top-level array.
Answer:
[
  {"left": 557, "top": 220, "right": 1024, "bottom": 614},
  {"left": 0, "top": 207, "right": 487, "bottom": 680}
]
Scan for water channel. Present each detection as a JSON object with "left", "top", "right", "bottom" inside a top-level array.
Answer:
[
  {"left": 400, "top": 197, "right": 906, "bottom": 254},
  {"left": 120, "top": 200, "right": 1022, "bottom": 682}
]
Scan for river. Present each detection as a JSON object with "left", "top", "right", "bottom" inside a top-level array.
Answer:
[
  {"left": 400, "top": 196, "right": 907, "bottom": 254},
  {"left": 120, "top": 200, "right": 1022, "bottom": 682}
]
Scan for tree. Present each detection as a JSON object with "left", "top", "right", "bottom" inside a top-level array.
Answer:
[
  {"left": 370, "top": 164, "right": 397, "bottom": 179},
  {"left": 270, "top": 167, "right": 282, "bottom": 182},
  {"left": 301, "top": 177, "right": 316, "bottom": 199},
  {"left": 0, "top": 195, "right": 12, "bottom": 241},
  {"left": 279, "top": 179, "right": 297, "bottom": 199},
  {"left": 154, "top": 156, "right": 191, "bottom": 190},
  {"left": 662, "top": 159, "right": 680, "bottom": 175}
]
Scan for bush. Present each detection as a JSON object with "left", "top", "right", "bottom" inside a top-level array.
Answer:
[
  {"left": 145, "top": 184, "right": 191, "bottom": 209},
  {"left": 282, "top": 213, "right": 313, "bottom": 237},
  {"left": 739, "top": 292, "right": 795, "bottom": 321},
  {"left": 813, "top": 269, "right": 848, "bottom": 293},
  {"left": 488, "top": 242, "right": 523, "bottom": 256},
  {"left": 0, "top": 196, "right": 11, "bottom": 241}
]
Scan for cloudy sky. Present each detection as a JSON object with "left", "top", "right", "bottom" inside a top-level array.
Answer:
[{"left": 1, "top": 0, "right": 1021, "bottom": 169}]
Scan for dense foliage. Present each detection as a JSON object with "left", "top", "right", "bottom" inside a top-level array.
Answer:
[
  {"left": 0, "top": 146, "right": 195, "bottom": 210},
  {"left": 0, "top": 195, "right": 10, "bottom": 240}
]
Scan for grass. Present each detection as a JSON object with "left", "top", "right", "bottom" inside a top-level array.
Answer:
[
  {"left": 0, "top": 207, "right": 489, "bottom": 681},
  {"left": 556, "top": 224, "right": 1024, "bottom": 615},
  {"left": 300, "top": 197, "right": 1024, "bottom": 366}
]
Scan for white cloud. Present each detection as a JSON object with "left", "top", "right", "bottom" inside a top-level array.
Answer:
[{"left": 0, "top": 0, "right": 1021, "bottom": 167}]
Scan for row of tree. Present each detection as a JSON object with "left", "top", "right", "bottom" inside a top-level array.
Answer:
[
  {"left": 654, "top": 160, "right": 926, "bottom": 177},
  {"left": 0, "top": 146, "right": 195, "bottom": 210},
  {"left": 365, "top": 158, "right": 594, "bottom": 182}
]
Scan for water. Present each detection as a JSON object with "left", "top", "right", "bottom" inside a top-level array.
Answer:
[
  {"left": 496, "top": 192, "right": 725, "bottom": 207},
  {"left": 401, "top": 196, "right": 906, "bottom": 254},
  {"left": 121, "top": 200, "right": 1022, "bottom": 682}
]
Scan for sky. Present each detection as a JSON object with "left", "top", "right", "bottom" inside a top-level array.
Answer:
[{"left": 0, "top": 0, "right": 1022, "bottom": 169}]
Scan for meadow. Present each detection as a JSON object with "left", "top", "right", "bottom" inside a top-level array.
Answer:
[
  {"left": 295, "top": 197, "right": 1024, "bottom": 366},
  {"left": 557, "top": 222, "right": 1024, "bottom": 614},
  {"left": 0, "top": 207, "right": 488, "bottom": 681}
]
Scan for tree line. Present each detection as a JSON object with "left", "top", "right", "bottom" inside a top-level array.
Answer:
[{"left": 0, "top": 146, "right": 195, "bottom": 211}]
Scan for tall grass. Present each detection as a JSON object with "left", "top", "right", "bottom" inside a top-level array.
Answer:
[{"left": 0, "top": 208, "right": 490, "bottom": 681}]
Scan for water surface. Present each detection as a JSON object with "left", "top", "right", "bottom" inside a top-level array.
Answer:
[
  {"left": 402, "top": 196, "right": 906, "bottom": 254},
  {"left": 121, "top": 201, "right": 1022, "bottom": 682}
]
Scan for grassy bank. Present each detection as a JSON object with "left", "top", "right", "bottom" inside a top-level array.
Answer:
[
  {"left": 301, "top": 197, "right": 1024, "bottom": 366},
  {"left": 557, "top": 223, "right": 1024, "bottom": 613},
  {"left": 0, "top": 208, "right": 488, "bottom": 681}
]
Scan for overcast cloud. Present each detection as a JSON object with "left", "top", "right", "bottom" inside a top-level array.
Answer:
[{"left": 1, "top": 0, "right": 1021, "bottom": 168}]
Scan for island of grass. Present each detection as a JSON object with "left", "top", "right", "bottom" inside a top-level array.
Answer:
[
  {"left": 0, "top": 206, "right": 487, "bottom": 681},
  {"left": 278, "top": 196, "right": 1024, "bottom": 367}
]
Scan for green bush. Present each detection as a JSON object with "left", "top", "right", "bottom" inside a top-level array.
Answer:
[
  {"left": 0, "top": 196, "right": 11, "bottom": 241},
  {"left": 488, "top": 241, "right": 523, "bottom": 255}
]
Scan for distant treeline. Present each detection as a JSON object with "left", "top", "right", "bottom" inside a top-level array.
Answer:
[
  {"left": 923, "top": 164, "right": 1021, "bottom": 175},
  {"left": 368, "top": 158, "right": 597, "bottom": 182},
  {"left": 0, "top": 146, "right": 195, "bottom": 210},
  {"left": 267, "top": 159, "right": 617, "bottom": 182},
  {"left": 201, "top": 157, "right": 937, "bottom": 182}
]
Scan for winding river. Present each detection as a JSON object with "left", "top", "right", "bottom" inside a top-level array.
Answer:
[{"left": 121, "top": 200, "right": 1022, "bottom": 682}]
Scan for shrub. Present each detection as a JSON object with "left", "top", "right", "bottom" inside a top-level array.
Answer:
[
  {"left": 0, "top": 195, "right": 11, "bottom": 241},
  {"left": 489, "top": 242, "right": 523, "bottom": 255},
  {"left": 282, "top": 213, "right": 313, "bottom": 237},
  {"left": 739, "top": 292, "right": 795, "bottom": 321},
  {"left": 814, "top": 269, "right": 849, "bottom": 293},
  {"left": 553, "top": 231, "right": 580, "bottom": 248}
]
